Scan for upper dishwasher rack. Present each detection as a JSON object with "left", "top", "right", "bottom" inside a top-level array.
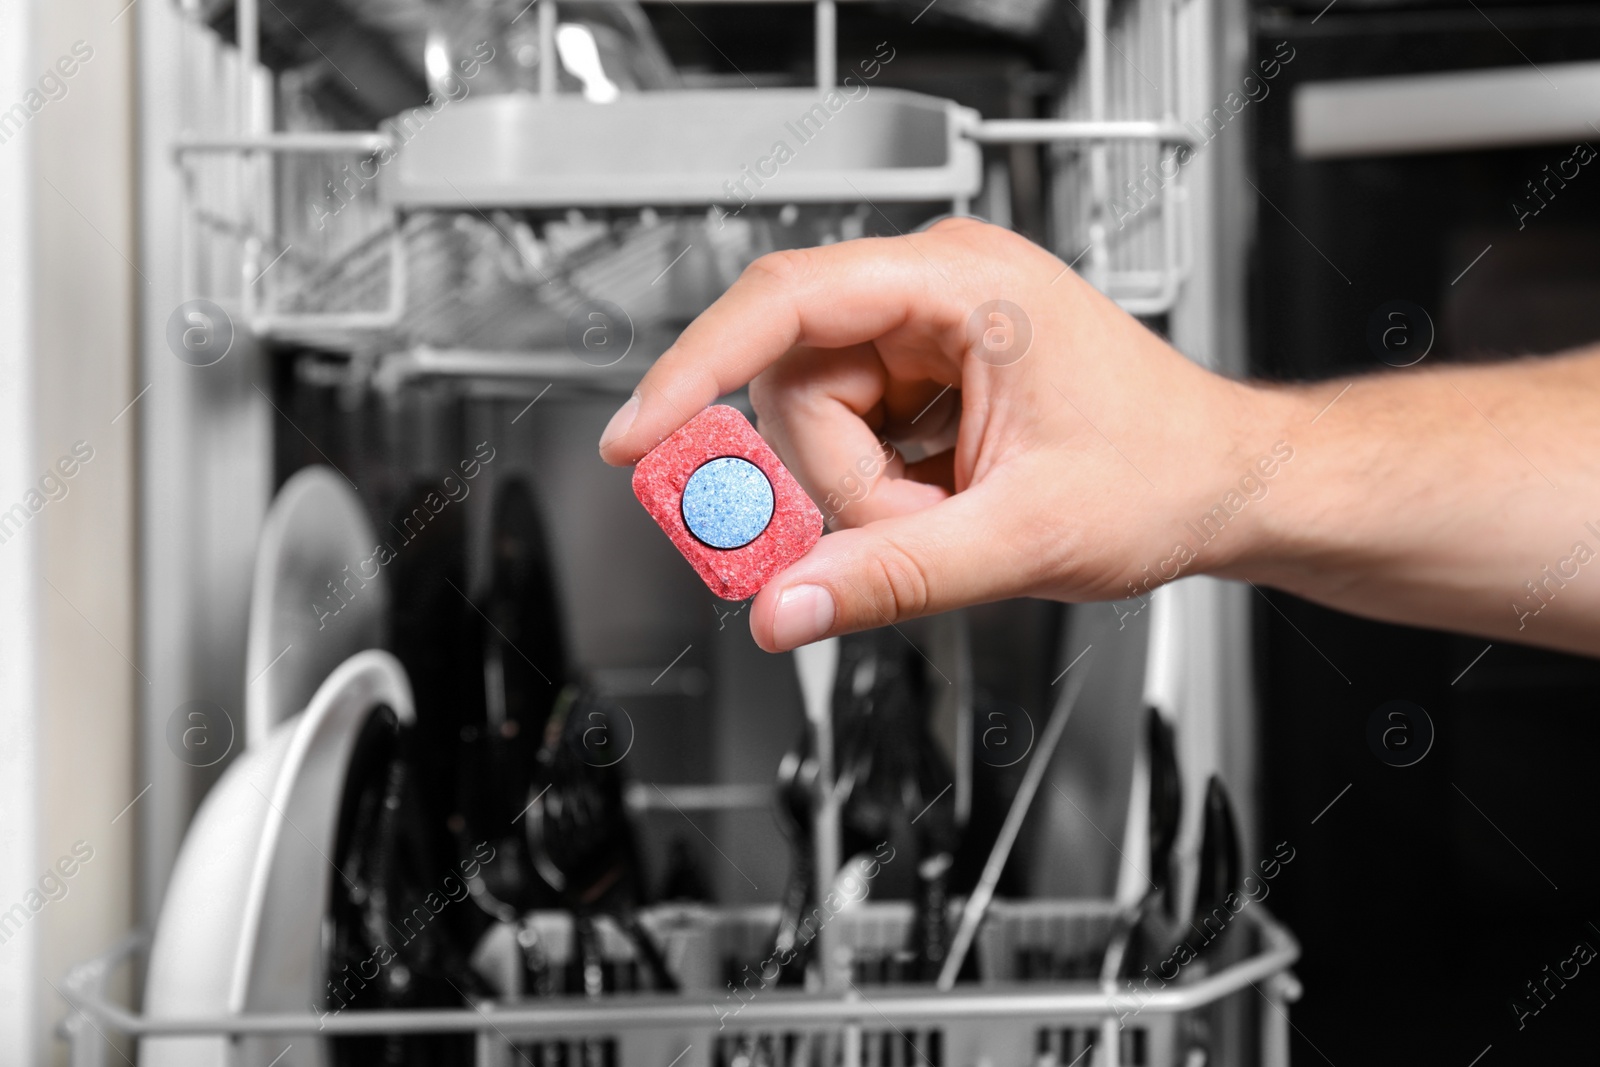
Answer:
[{"left": 173, "top": 0, "right": 1197, "bottom": 345}]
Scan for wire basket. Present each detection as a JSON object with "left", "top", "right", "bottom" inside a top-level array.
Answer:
[
  {"left": 172, "top": 0, "right": 1197, "bottom": 351},
  {"left": 60, "top": 899, "right": 1298, "bottom": 1067}
]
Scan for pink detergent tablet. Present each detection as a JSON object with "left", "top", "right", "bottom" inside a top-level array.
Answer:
[{"left": 632, "top": 405, "right": 823, "bottom": 600}]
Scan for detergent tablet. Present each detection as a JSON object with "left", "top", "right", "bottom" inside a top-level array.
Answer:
[{"left": 632, "top": 405, "right": 823, "bottom": 600}]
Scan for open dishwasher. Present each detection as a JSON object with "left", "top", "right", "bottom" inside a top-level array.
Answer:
[{"left": 64, "top": 0, "right": 1296, "bottom": 1063}]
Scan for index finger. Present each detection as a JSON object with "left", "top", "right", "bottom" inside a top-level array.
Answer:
[{"left": 597, "top": 233, "right": 959, "bottom": 466}]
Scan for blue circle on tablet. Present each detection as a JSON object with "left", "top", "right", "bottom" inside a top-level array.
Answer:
[{"left": 682, "top": 457, "right": 774, "bottom": 549}]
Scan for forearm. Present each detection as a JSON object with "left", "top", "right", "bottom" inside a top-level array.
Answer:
[{"left": 1218, "top": 346, "right": 1600, "bottom": 655}]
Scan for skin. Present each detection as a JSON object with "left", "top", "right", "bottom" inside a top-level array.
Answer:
[{"left": 599, "top": 217, "right": 1600, "bottom": 657}]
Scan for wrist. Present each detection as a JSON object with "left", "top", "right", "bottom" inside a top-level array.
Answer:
[{"left": 1183, "top": 377, "right": 1315, "bottom": 581}]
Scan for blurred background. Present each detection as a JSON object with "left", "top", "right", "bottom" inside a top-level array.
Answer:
[{"left": 0, "top": 0, "right": 1597, "bottom": 1064}]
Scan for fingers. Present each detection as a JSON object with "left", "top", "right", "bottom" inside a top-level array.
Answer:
[
  {"left": 598, "top": 235, "right": 963, "bottom": 465},
  {"left": 747, "top": 480, "right": 1040, "bottom": 652},
  {"left": 749, "top": 343, "right": 888, "bottom": 495},
  {"left": 751, "top": 343, "right": 950, "bottom": 528}
]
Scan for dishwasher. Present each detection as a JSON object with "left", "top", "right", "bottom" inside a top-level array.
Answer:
[{"left": 61, "top": 0, "right": 1298, "bottom": 1063}]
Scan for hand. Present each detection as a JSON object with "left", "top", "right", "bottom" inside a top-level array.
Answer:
[{"left": 599, "top": 218, "right": 1285, "bottom": 652}]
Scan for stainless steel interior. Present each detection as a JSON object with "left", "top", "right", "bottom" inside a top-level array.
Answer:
[{"left": 62, "top": 0, "right": 1288, "bottom": 1062}]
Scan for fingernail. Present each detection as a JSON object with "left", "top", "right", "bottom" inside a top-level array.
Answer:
[
  {"left": 599, "top": 392, "right": 639, "bottom": 452},
  {"left": 771, "top": 584, "right": 835, "bottom": 649}
]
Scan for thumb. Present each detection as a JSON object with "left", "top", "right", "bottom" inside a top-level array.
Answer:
[{"left": 749, "top": 484, "right": 1034, "bottom": 652}]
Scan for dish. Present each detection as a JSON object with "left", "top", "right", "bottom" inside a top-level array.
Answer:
[
  {"left": 142, "top": 650, "right": 415, "bottom": 1067},
  {"left": 245, "top": 466, "right": 387, "bottom": 748}
]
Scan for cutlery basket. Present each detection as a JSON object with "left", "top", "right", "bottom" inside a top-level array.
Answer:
[
  {"left": 59, "top": 898, "right": 1298, "bottom": 1067},
  {"left": 467, "top": 900, "right": 1191, "bottom": 1067}
]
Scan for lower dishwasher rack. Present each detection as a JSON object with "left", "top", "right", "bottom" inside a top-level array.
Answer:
[{"left": 60, "top": 900, "right": 1300, "bottom": 1067}]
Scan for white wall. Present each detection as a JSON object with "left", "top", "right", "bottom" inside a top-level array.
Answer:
[
  {"left": 0, "top": 0, "right": 43, "bottom": 1058},
  {"left": 0, "top": 1, "right": 138, "bottom": 1062}
]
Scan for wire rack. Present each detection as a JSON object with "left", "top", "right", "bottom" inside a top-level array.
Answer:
[
  {"left": 61, "top": 900, "right": 1298, "bottom": 1067},
  {"left": 1033, "top": 0, "right": 1194, "bottom": 315},
  {"left": 171, "top": 0, "right": 1197, "bottom": 367}
]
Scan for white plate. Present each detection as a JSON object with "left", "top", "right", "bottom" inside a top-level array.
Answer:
[
  {"left": 245, "top": 466, "right": 387, "bottom": 749},
  {"left": 142, "top": 650, "right": 415, "bottom": 1067}
]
